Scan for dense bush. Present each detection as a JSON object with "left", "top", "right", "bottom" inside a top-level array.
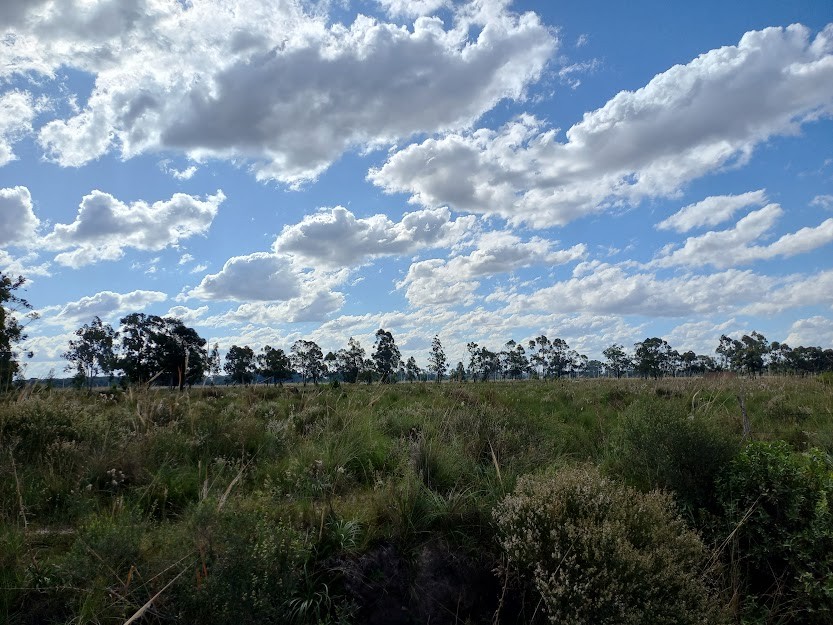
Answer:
[
  {"left": 718, "top": 441, "right": 833, "bottom": 624},
  {"left": 607, "top": 398, "right": 739, "bottom": 517},
  {"left": 494, "top": 464, "right": 721, "bottom": 625}
]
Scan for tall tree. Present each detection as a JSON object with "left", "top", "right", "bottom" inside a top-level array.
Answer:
[
  {"left": 207, "top": 343, "right": 221, "bottom": 384},
  {"left": 290, "top": 339, "right": 326, "bottom": 386},
  {"left": 603, "top": 344, "right": 629, "bottom": 379},
  {"left": 633, "top": 337, "right": 673, "bottom": 379},
  {"left": 224, "top": 345, "right": 256, "bottom": 385},
  {"left": 257, "top": 345, "right": 292, "bottom": 385},
  {"left": 405, "top": 356, "right": 420, "bottom": 382},
  {"left": 0, "top": 273, "right": 37, "bottom": 391},
  {"left": 335, "top": 337, "right": 366, "bottom": 383},
  {"left": 428, "top": 335, "right": 447, "bottom": 383},
  {"left": 373, "top": 329, "right": 400, "bottom": 384},
  {"left": 62, "top": 316, "right": 118, "bottom": 389},
  {"left": 118, "top": 314, "right": 207, "bottom": 389}
]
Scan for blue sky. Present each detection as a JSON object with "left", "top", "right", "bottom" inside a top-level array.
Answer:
[{"left": 1, "top": 0, "right": 831, "bottom": 377}]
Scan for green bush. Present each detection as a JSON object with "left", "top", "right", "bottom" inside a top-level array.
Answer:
[
  {"left": 607, "top": 399, "right": 738, "bottom": 517},
  {"left": 718, "top": 441, "right": 833, "bottom": 624},
  {"left": 494, "top": 465, "right": 721, "bottom": 625}
]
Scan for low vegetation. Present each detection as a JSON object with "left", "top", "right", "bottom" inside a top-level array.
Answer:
[{"left": 1, "top": 376, "right": 831, "bottom": 624}]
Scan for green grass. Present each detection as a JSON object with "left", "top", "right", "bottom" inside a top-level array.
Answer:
[{"left": 1, "top": 376, "right": 831, "bottom": 624}]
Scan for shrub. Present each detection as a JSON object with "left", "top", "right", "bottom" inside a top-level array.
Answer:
[
  {"left": 494, "top": 465, "right": 720, "bottom": 625},
  {"left": 718, "top": 441, "right": 833, "bottom": 624},
  {"left": 607, "top": 399, "right": 738, "bottom": 517}
]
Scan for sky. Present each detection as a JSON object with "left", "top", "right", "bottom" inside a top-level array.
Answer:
[{"left": 1, "top": 0, "right": 832, "bottom": 378}]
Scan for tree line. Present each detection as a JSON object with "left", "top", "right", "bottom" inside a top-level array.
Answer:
[{"left": 1, "top": 273, "right": 832, "bottom": 390}]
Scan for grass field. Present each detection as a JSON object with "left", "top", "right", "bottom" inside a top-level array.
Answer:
[{"left": 2, "top": 376, "right": 831, "bottom": 624}]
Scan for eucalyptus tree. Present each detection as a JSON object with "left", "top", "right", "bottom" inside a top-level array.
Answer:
[
  {"left": 428, "top": 335, "right": 447, "bottom": 383},
  {"left": 62, "top": 316, "right": 118, "bottom": 389},
  {"left": 290, "top": 339, "right": 326, "bottom": 386},
  {"left": 0, "top": 273, "right": 37, "bottom": 391},
  {"left": 603, "top": 344, "right": 630, "bottom": 379},
  {"left": 373, "top": 329, "right": 400, "bottom": 384},
  {"left": 258, "top": 345, "right": 292, "bottom": 385},
  {"left": 224, "top": 345, "right": 256, "bottom": 385}
]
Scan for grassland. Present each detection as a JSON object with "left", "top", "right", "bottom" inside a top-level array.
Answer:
[{"left": 1, "top": 376, "right": 832, "bottom": 624}]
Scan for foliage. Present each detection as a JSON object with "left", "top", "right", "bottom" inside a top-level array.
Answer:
[
  {"left": 428, "top": 334, "right": 447, "bottom": 382},
  {"left": 62, "top": 316, "right": 118, "bottom": 389},
  {"left": 373, "top": 329, "right": 400, "bottom": 383},
  {"left": 119, "top": 313, "right": 208, "bottom": 388},
  {"left": 718, "top": 441, "right": 833, "bottom": 624},
  {"left": 290, "top": 339, "right": 326, "bottom": 386},
  {"left": 257, "top": 345, "right": 293, "bottom": 385},
  {"left": 607, "top": 398, "right": 739, "bottom": 517},
  {"left": 225, "top": 344, "right": 257, "bottom": 384},
  {"left": 494, "top": 465, "right": 720, "bottom": 625},
  {"left": 0, "top": 273, "right": 37, "bottom": 391}
]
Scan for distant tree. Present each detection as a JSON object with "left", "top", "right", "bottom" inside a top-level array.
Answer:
[
  {"left": 586, "top": 359, "right": 604, "bottom": 378},
  {"left": 502, "top": 340, "right": 529, "bottom": 380},
  {"left": 452, "top": 361, "right": 466, "bottom": 382},
  {"left": 0, "top": 273, "right": 37, "bottom": 391},
  {"left": 466, "top": 342, "right": 480, "bottom": 380},
  {"left": 118, "top": 314, "right": 207, "bottom": 389},
  {"left": 405, "top": 356, "right": 420, "bottom": 382},
  {"left": 257, "top": 345, "right": 292, "bottom": 385},
  {"left": 224, "top": 345, "right": 256, "bottom": 385},
  {"left": 428, "top": 335, "right": 447, "bottom": 383},
  {"left": 633, "top": 337, "right": 673, "bottom": 379},
  {"left": 290, "top": 339, "right": 326, "bottom": 386},
  {"left": 207, "top": 343, "right": 221, "bottom": 384},
  {"left": 373, "top": 329, "right": 401, "bottom": 384},
  {"left": 603, "top": 344, "right": 630, "bottom": 379},
  {"left": 335, "top": 337, "right": 366, "bottom": 383},
  {"left": 62, "top": 316, "right": 118, "bottom": 389}
]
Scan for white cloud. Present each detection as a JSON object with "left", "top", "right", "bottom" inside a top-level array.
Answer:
[
  {"left": 494, "top": 262, "right": 775, "bottom": 318},
  {"left": 0, "top": 186, "right": 40, "bottom": 246},
  {"left": 370, "top": 24, "right": 833, "bottom": 227},
  {"left": 655, "top": 204, "right": 833, "bottom": 268},
  {"left": 41, "top": 289, "right": 168, "bottom": 328},
  {"left": 811, "top": 194, "right": 833, "bottom": 210},
  {"left": 12, "top": 0, "right": 555, "bottom": 185},
  {"left": 656, "top": 189, "right": 768, "bottom": 233},
  {"left": 178, "top": 253, "right": 194, "bottom": 265},
  {"left": 43, "top": 189, "right": 224, "bottom": 267},
  {"left": 785, "top": 316, "right": 833, "bottom": 347},
  {"left": 0, "top": 91, "right": 36, "bottom": 166},
  {"left": 160, "top": 160, "right": 199, "bottom": 180},
  {"left": 375, "top": 0, "right": 448, "bottom": 18},
  {"left": 273, "top": 205, "right": 476, "bottom": 268},
  {"left": 740, "top": 269, "right": 833, "bottom": 315},
  {"left": 0, "top": 250, "right": 51, "bottom": 278},
  {"left": 164, "top": 305, "right": 209, "bottom": 325},
  {"left": 189, "top": 252, "right": 302, "bottom": 302},
  {"left": 396, "top": 233, "right": 585, "bottom": 308}
]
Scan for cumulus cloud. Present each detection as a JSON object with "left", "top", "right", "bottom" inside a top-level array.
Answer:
[
  {"left": 491, "top": 261, "right": 776, "bottom": 318},
  {"left": 375, "top": 0, "right": 448, "bottom": 18},
  {"left": 811, "top": 194, "right": 833, "bottom": 210},
  {"left": 655, "top": 204, "right": 833, "bottom": 268},
  {"left": 9, "top": 0, "right": 555, "bottom": 185},
  {"left": 41, "top": 289, "right": 167, "bottom": 328},
  {"left": 370, "top": 24, "right": 833, "bottom": 227},
  {"left": 42, "top": 190, "right": 224, "bottom": 267},
  {"left": 740, "top": 269, "right": 833, "bottom": 315},
  {"left": 273, "top": 206, "right": 476, "bottom": 268},
  {"left": 0, "top": 186, "right": 40, "bottom": 246},
  {"left": 189, "top": 252, "right": 302, "bottom": 302},
  {"left": 656, "top": 190, "right": 768, "bottom": 233},
  {"left": 0, "top": 91, "right": 36, "bottom": 166},
  {"left": 396, "top": 233, "right": 585, "bottom": 308},
  {"left": 785, "top": 316, "right": 833, "bottom": 347}
]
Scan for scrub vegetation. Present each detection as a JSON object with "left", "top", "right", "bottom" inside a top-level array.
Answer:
[{"left": 2, "top": 376, "right": 832, "bottom": 624}]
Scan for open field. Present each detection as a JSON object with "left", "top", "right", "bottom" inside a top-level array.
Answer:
[{"left": 2, "top": 376, "right": 832, "bottom": 624}]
